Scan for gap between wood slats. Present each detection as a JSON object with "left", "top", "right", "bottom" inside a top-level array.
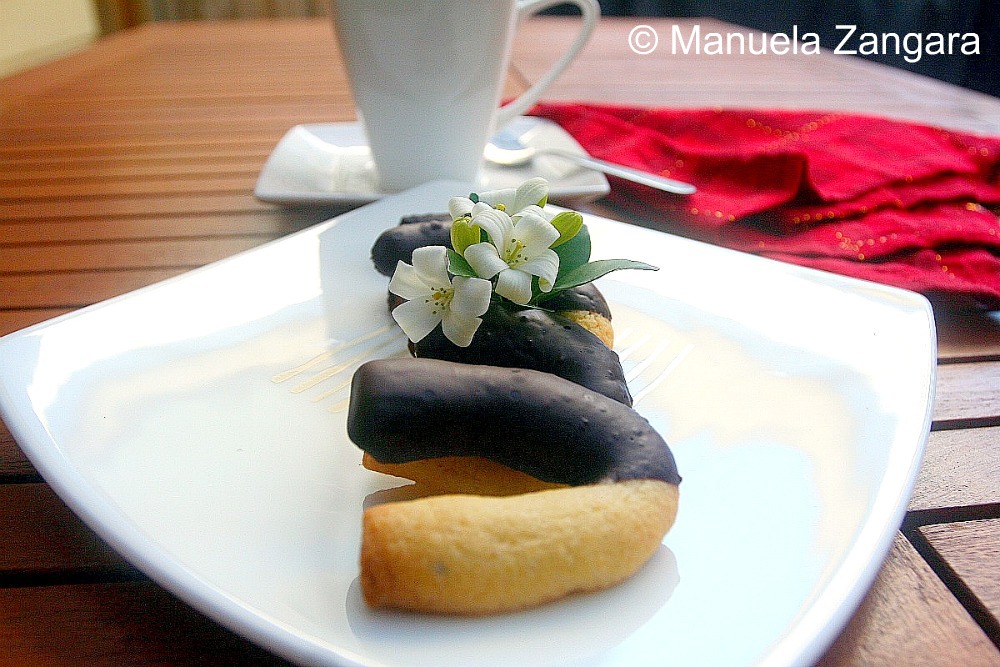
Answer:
[
  {"left": 932, "top": 361, "right": 1000, "bottom": 429},
  {"left": 0, "top": 484, "right": 135, "bottom": 576},
  {"left": 908, "top": 522, "right": 1000, "bottom": 651},
  {"left": 815, "top": 533, "right": 1000, "bottom": 666},
  {"left": 0, "top": 421, "right": 38, "bottom": 482}
]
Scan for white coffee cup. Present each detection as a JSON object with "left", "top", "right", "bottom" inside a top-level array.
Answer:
[{"left": 331, "top": 0, "right": 599, "bottom": 192}]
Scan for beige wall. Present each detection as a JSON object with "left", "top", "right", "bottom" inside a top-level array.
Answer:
[{"left": 0, "top": 0, "right": 100, "bottom": 77}]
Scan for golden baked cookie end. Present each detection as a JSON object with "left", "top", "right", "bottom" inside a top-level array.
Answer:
[
  {"left": 359, "top": 479, "right": 679, "bottom": 615},
  {"left": 362, "top": 452, "right": 565, "bottom": 497},
  {"left": 560, "top": 309, "right": 614, "bottom": 348}
]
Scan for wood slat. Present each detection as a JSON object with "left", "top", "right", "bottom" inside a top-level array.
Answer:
[
  {"left": 1, "top": 174, "right": 259, "bottom": 200},
  {"left": 3, "top": 99, "right": 347, "bottom": 128},
  {"left": 1, "top": 114, "right": 347, "bottom": 144},
  {"left": 919, "top": 520, "right": 1000, "bottom": 633},
  {"left": 909, "top": 426, "right": 1000, "bottom": 514},
  {"left": 5, "top": 158, "right": 264, "bottom": 182},
  {"left": 934, "top": 361, "right": 1000, "bottom": 427},
  {"left": 3, "top": 193, "right": 277, "bottom": 221},
  {"left": 0, "top": 581, "right": 291, "bottom": 666},
  {"left": 936, "top": 311, "right": 1000, "bottom": 362},
  {"left": 0, "top": 484, "right": 128, "bottom": 574},
  {"left": 0, "top": 134, "right": 280, "bottom": 158},
  {"left": 0, "top": 237, "right": 276, "bottom": 273},
  {"left": 0, "top": 20, "right": 340, "bottom": 109},
  {"left": 817, "top": 533, "right": 1000, "bottom": 666},
  {"left": 0, "top": 421, "right": 36, "bottom": 479},
  {"left": 0, "top": 308, "right": 73, "bottom": 337},
  {"left": 0, "top": 269, "right": 188, "bottom": 309},
  {"left": 0, "top": 210, "right": 322, "bottom": 246}
]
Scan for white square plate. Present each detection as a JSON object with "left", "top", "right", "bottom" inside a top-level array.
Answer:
[
  {"left": 0, "top": 181, "right": 935, "bottom": 667},
  {"left": 254, "top": 117, "right": 610, "bottom": 206}
]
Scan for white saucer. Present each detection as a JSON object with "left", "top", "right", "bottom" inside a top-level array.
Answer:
[{"left": 254, "top": 116, "right": 610, "bottom": 206}]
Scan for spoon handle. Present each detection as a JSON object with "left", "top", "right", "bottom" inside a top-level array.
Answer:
[{"left": 545, "top": 149, "right": 696, "bottom": 195}]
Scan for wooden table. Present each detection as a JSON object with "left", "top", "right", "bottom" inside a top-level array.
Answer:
[{"left": 2, "top": 17, "right": 999, "bottom": 666}]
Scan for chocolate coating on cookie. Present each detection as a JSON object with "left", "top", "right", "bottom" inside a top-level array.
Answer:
[
  {"left": 347, "top": 358, "right": 680, "bottom": 486},
  {"left": 414, "top": 303, "right": 631, "bottom": 405},
  {"left": 399, "top": 212, "right": 450, "bottom": 225},
  {"left": 371, "top": 219, "right": 453, "bottom": 276},
  {"left": 537, "top": 282, "right": 612, "bottom": 320}
]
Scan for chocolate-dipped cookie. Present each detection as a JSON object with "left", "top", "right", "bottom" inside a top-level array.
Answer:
[
  {"left": 411, "top": 304, "right": 631, "bottom": 405},
  {"left": 371, "top": 217, "right": 452, "bottom": 276},
  {"left": 348, "top": 358, "right": 677, "bottom": 485},
  {"left": 349, "top": 358, "right": 681, "bottom": 615}
]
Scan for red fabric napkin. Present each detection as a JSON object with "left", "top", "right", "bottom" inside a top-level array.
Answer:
[{"left": 530, "top": 103, "right": 1000, "bottom": 311}]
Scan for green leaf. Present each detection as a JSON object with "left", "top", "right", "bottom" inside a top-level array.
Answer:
[
  {"left": 549, "top": 211, "right": 583, "bottom": 247},
  {"left": 553, "top": 224, "right": 591, "bottom": 277},
  {"left": 551, "top": 259, "right": 658, "bottom": 292},
  {"left": 447, "top": 249, "right": 477, "bottom": 277},
  {"left": 450, "top": 217, "right": 479, "bottom": 255}
]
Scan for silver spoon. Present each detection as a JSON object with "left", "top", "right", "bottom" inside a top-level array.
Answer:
[{"left": 484, "top": 128, "right": 696, "bottom": 195}]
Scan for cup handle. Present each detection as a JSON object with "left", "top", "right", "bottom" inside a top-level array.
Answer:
[{"left": 494, "top": 0, "right": 599, "bottom": 127}]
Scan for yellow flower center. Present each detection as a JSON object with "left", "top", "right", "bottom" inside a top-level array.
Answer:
[
  {"left": 505, "top": 239, "right": 526, "bottom": 267},
  {"left": 426, "top": 286, "right": 454, "bottom": 315}
]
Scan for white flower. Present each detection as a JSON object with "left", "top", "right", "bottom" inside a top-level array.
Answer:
[
  {"left": 448, "top": 177, "right": 550, "bottom": 222},
  {"left": 463, "top": 206, "right": 560, "bottom": 305},
  {"left": 388, "top": 246, "right": 492, "bottom": 347}
]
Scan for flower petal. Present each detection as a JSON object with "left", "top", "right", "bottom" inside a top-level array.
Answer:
[
  {"left": 512, "top": 177, "right": 548, "bottom": 212},
  {"left": 450, "top": 276, "right": 492, "bottom": 317},
  {"left": 478, "top": 187, "right": 516, "bottom": 211},
  {"left": 512, "top": 211, "right": 560, "bottom": 256},
  {"left": 448, "top": 196, "right": 475, "bottom": 220},
  {"left": 464, "top": 242, "right": 508, "bottom": 279},
  {"left": 391, "top": 298, "right": 442, "bottom": 343},
  {"left": 387, "top": 261, "right": 431, "bottom": 300},
  {"left": 470, "top": 206, "right": 513, "bottom": 250},
  {"left": 495, "top": 268, "right": 533, "bottom": 305},
  {"left": 440, "top": 311, "right": 483, "bottom": 347},
  {"left": 410, "top": 245, "right": 450, "bottom": 287},
  {"left": 518, "top": 248, "right": 559, "bottom": 290},
  {"left": 511, "top": 203, "right": 552, "bottom": 223}
]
